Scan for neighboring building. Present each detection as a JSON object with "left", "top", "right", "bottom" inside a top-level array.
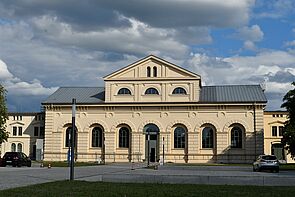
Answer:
[
  {"left": 0, "top": 112, "right": 45, "bottom": 159},
  {"left": 264, "top": 111, "right": 294, "bottom": 163},
  {"left": 42, "top": 55, "right": 267, "bottom": 163}
]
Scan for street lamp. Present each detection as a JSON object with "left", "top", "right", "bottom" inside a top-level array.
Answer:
[{"left": 70, "top": 98, "right": 76, "bottom": 180}]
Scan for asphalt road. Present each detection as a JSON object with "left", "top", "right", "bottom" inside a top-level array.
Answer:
[{"left": 1, "top": 163, "right": 295, "bottom": 190}]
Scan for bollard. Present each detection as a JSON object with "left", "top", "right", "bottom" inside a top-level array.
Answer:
[
  {"left": 48, "top": 163, "right": 51, "bottom": 169},
  {"left": 131, "top": 162, "right": 135, "bottom": 170},
  {"left": 40, "top": 163, "right": 44, "bottom": 168}
]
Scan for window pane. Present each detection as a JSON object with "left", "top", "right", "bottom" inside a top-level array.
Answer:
[
  {"left": 13, "top": 127, "right": 17, "bottom": 136},
  {"left": 11, "top": 143, "right": 16, "bottom": 152},
  {"left": 202, "top": 127, "right": 213, "bottom": 148},
  {"left": 279, "top": 126, "right": 284, "bottom": 136},
  {"left": 18, "top": 127, "right": 22, "bottom": 136},
  {"left": 34, "top": 127, "right": 39, "bottom": 136},
  {"left": 92, "top": 127, "right": 103, "bottom": 147},
  {"left": 118, "top": 88, "right": 131, "bottom": 95},
  {"left": 174, "top": 127, "right": 186, "bottom": 148},
  {"left": 65, "top": 127, "right": 77, "bottom": 147},
  {"left": 145, "top": 88, "right": 159, "bottom": 95},
  {"left": 272, "top": 126, "right": 277, "bottom": 136},
  {"left": 172, "top": 87, "right": 187, "bottom": 95},
  {"left": 147, "top": 67, "right": 151, "bottom": 77},
  {"left": 153, "top": 66, "right": 157, "bottom": 77},
  {"left": 231, "top": 126, "right": 242, "bottom": 148},
  {"left": 17, "top": 143, "right": 22, "bottom": 152},
  {"left": 119, "top": 127, "right": 129, "bottom": 148}
]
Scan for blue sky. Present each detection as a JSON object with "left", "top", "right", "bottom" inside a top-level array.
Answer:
[{"left": 0, "top": 0, "right": 294, "bottom": 112}]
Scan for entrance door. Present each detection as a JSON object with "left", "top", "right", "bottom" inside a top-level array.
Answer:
[
  {"left": 33, "top": 145, "right": 36, "bottom": 160},
  {"left": 271, "top": 143, "right": 284, "bottom": 160},
  {"left": 144, "top": 124, "right": 160, "bottom": 163}
]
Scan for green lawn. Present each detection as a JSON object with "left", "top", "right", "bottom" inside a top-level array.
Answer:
[{"left": 1, "top": 181, "right": 294, "bottom": 197}]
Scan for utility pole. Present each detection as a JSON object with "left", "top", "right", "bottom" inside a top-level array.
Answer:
[{"left": 70, "top": 98, "right": 76, "bottom": 180}]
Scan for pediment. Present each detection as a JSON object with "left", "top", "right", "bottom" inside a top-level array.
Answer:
[
  {"left": 9, "top": 121, "right": 25, "bottom": 126},
  {"left": 268, "top": 120, "right": 285, "bottom": 125},
  {"left": 104, "top": 55, "right": 201, "bottom": 81}
]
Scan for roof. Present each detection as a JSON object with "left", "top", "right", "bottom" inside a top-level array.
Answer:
[
  {"left": 8, "top": 112, "right": 43, "bottom": 116},
  {"left": 43, "top": 85, "right": 266, "bottom": 105},
  {"left": 200, "top": 85, "right": 267, "bottom": 103},
  {"left": 42, "top": 87, "right": 105, "bottom": 104}
]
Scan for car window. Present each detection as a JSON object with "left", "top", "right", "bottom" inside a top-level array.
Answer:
[{"left": 262, "top": 155, "right": 277, "bottom": 160}]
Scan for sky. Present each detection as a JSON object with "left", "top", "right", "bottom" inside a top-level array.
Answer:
[{"left": 0, "top": 0, "right": 294, "bottom": 112}]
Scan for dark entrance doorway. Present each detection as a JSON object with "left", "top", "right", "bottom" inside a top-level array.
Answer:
[
  {"left": 144, "top": 124, "right": 160, "bottom": 163},
  {"left": 271, "top": 143, "right": 285, "bottom": 160}
]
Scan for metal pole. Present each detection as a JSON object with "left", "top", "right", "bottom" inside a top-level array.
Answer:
[
  {"left": 147, "top": 130, "right": 150, "bottom": 167},
  {"left": 70, "top": 98, "right": 76, "bottom": 180},
  {"left": 162, "top": 137, "right": 165, "bottom": 165}
]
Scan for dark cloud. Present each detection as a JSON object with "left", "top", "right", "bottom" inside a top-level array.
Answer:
[
  {"left": 0, "top": 0, "right": 252, "bottom": 30},
  {"left": 267, "top": 71, "right": 295, "bottom": 83}
]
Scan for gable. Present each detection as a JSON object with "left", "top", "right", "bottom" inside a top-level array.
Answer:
[{"left": 104, "top": 55, "right": 200, "bottom": 81}]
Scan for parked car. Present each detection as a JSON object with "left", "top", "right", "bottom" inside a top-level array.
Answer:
[
  {"left": 0, "top": 157, "right": 4, "bottom": 167},
  {"left": 2, "top": 152, "right": 31, "bottom": 167},
  {"left": 253, "top": 155, "right": 279, "bottom": 172}
]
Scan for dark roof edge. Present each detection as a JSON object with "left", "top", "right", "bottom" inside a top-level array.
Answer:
[{"left": 8, "top": 112, "right": 44, "bottom": 116}]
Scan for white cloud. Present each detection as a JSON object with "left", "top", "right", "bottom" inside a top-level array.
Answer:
[
  {"left": 235, "top": 25, "right": 264, "bottom": 42},
  {"left": 243, "top": 40, "right": 257, "bottom": 51},
  {"left": 255, "top": 0, "right": 295, "bottom": 19},
  {"left": 188, "top": 51, "right": 295, "bottom": 96},
  {"left": 31, "top": 15, "right": 189, "bottom": 58},
  {"left": 266, "top": 81, "right": 293, "bottom": 93},
  {"left": 0, "top": 59, "right": 58, "bottom": 96},
  {"left": 285, "top": 40, "right": 295, "bottom": 47}
]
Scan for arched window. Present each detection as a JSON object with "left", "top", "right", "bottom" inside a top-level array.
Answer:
[
  {"left": 119, "top": 127, "right": 129, "bottom": 148},
  {"left": 202, "top": 127, "right": 214, "bottom": 148},
  {"left": 118, "top": 88, "right": 131, "bottom": 95},
  {"left": 172, "top": 87, "right": 187, "bottom": 95},
  {"left": 147, "top": 67, "right": 151, "bottom": 77},
  {"left": 17, "top": 143, "right": 22, "bottom": 152},
  {"left": 153, "top": 66, "right": 157, "bottom": 77},
  {"left": 11, "top": 143, "right": 16, "bottom": 152},
  {"left": 231, "top": 126, "right": 243, "bottom": 148},
  {"left": 174, "top": 126, "right": 186, "bottom": 148},
  {"left": 145, "top": 88, "right": 159, "bottom": 95},
  {"left": 92, "top": 127, "right": 103, "bottom": 147},
  {"left": 65, "top": 127, "right": 77, "bottom": 147}
]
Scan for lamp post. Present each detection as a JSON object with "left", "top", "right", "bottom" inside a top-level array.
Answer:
[
  {"left": 162, "top": 137, "right": 165, "bottom": 165},
  {"left": 147, "top": 130, "right": 150, "bottom": 167},
  {"left": 70, "top": 98, "right": 76, "bottom": 181}
]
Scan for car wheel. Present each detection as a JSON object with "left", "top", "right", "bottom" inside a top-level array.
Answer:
[
  {"left": 253, "top": 166, "right": 256, "bottom": 172},
  {"left": 27, "top": 162, "right": 31, "bottom": 167}
]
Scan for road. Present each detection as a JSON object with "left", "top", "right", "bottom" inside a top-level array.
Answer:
[{"left": 1, "top": 163, "right": 295, "bottom": 190}]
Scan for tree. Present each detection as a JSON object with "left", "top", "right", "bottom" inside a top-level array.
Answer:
[
  {"left": 0, "top": 84, "right": 9, "bottom": 144},
  {"left": 281, "top": 81, "right": 295, "bottom": 158}
]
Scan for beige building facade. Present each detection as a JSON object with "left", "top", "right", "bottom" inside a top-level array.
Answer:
[
  {"left": 264, "top": 111, "right": 294, "bottom": 163},
  {"left": 43, "top": 55, "right": 267, "bottom": 163},
  {"left": 1, "top": 112, "right": 44, "bottom": 159}
]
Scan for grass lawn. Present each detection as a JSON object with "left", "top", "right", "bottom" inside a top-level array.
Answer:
[{"left": 2, "top": 181, "right": 294, "bottom": 197}]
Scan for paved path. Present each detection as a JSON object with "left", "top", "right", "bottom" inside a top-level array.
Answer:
[{"left": 1, "top": 163, "right": 295, "bottom": 190}]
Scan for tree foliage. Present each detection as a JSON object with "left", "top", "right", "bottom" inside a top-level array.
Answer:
[
  {"left": 281, "top": 81, "right": 295, "bottom": 158},
  {"left": 0, "top": 84, "right": 9, "bottom": 144}
]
